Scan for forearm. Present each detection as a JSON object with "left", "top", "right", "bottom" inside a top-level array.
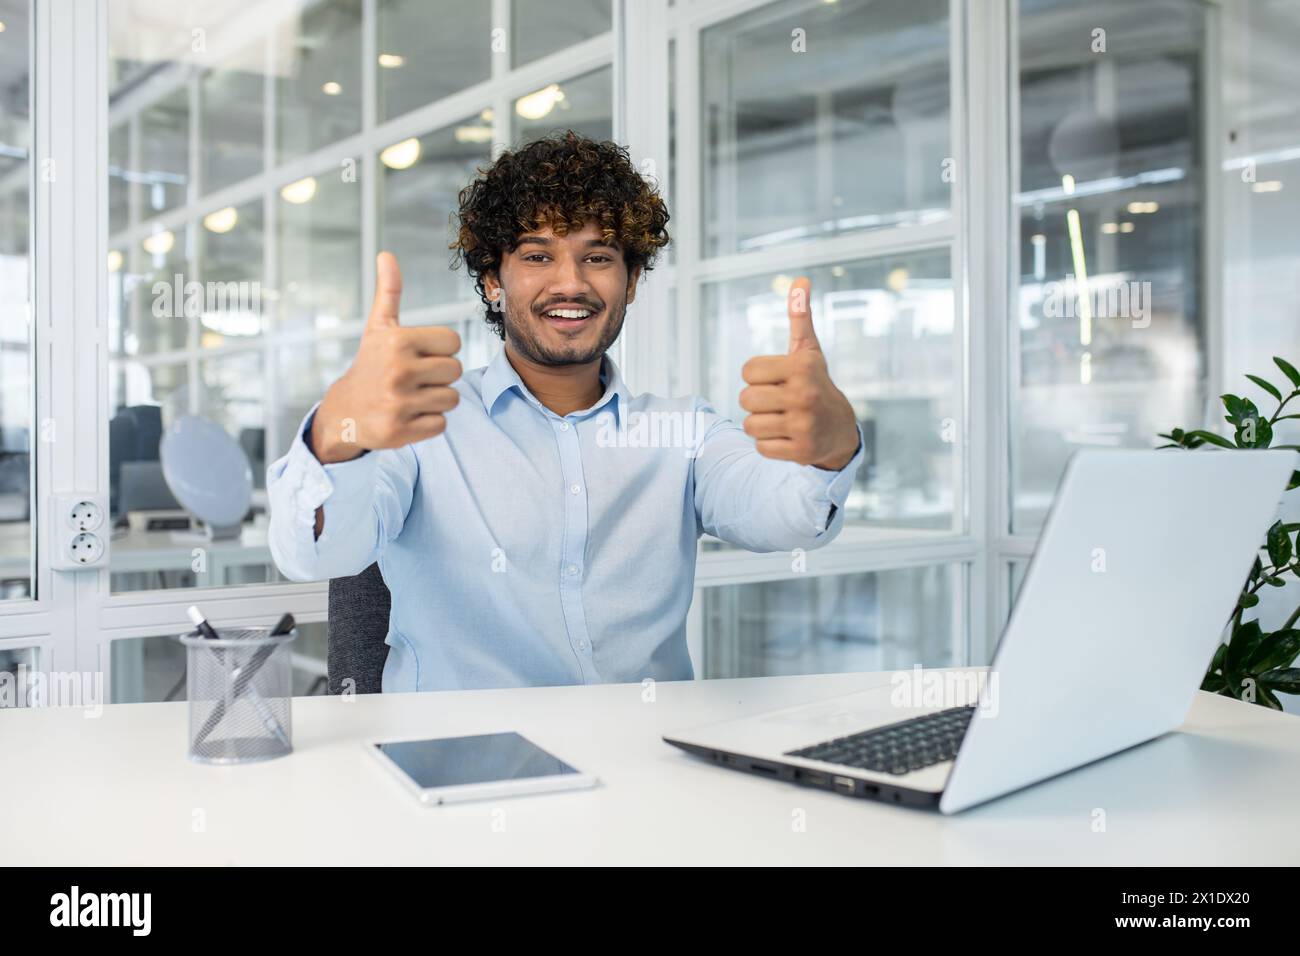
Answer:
[
  {"left": 696, "top": 413, "right": 866, "bottom": 552},
  {"left": 267, "top": 404, "right": 414, "bottom": 581}
]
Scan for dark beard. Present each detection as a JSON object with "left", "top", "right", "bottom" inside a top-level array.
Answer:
[{"left": 503, "top": 299, "right": 627, "bottom": 367}]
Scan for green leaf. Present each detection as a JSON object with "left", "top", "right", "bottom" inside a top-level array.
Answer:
[
  {"left": 1211, "top": 642, "right": 1229, "bottom": 673},
  {"left": 1221, "top": 393, "right": 1246, "bottom": 423},
  {"left": 1274, "top": 356, "right": 1300, "bottom": 389},
  {"left": 1257, "top": 685, "right": 1284, "bottom": 710},
  {"left": 1260, "top": 667, "right": 1300, "bottom": 694},
  {"left": 1267, "top": 520, "right": 1293, "bottom": 567},
  {"left": 1200, "top": 671, "right": 1227, "bottom": 693},
  {"left": 1289, "top": 470, "right": 1300, "bottom": 491},
  {"left": 1226, "top": 619, "right": 1266, "bottom": 679},
  {"left": 1185, "top": 429, "right": 1235, "bottom": 449},
  {"left": 1246, "top": 374, "right": 1283, "bottom": 402},
  {"left": 1235, "top": 415, "right": 1273, "bottom": 448},
  {"left": 1246, "top": 629, "right": 1300, "bottom": 673},
  {"left": 1239, "top": 592, "right": 1260, "bottom": 609},
  {"left": 1266, "top": 576, "right": 1288, "bottom": 587}
]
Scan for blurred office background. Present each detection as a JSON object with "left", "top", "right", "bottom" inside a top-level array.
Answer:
[{"left": 0, "top": 0, "right": 1298, "bottom": 704}]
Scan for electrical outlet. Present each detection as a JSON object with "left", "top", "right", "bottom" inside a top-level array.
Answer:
[
  {"left": 69, "top": 532, "right": 106, "bottom": 565},
  {"left": 50, "top": 495, "right": 111, "bottom": 570},
  {"left": 69, "top": 499, "right": 104, "bottom": 532}
]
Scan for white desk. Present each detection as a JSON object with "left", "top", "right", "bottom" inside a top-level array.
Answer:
[{"left": 3, "top": 669, "right": 1298, "bottom": 865}]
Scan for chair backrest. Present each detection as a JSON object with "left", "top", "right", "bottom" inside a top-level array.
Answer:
[{"left": 327, "top": 562, "right": 391, "bottom": 694}]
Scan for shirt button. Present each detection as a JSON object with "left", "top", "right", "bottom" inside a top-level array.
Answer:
[
  {"left": 559, "top": 421, "right": 570, "bottom": 431},
  {"left": 566, "top": 564, "right": 578, "bottom": 575},
  {"left": 569, "top": 483, "right": 581, "bottom": 495},
  {"left": 578, "top": 640, "right": 587, "bottom": 650}
]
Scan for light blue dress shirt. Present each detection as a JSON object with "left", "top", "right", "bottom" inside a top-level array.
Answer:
[{"left": 267, "top": 348, "right": 864, "bottom": 693}]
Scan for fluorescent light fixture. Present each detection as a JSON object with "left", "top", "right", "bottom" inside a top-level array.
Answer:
[
  {"left": 1061, "top": 174, "right": 1076, "bottom": 195},
  {"left": 378, "top": 53, "right": 405, "bottom": 68},
  {"left": 1065, "top": 207, "right": 1091, "bottom": 347},
  {"left": 380, "top": 138, "right": 421, "bottom": 170},
  {"left": 203, "top": 206, "right": 238, "bottom": 234},
  {"left": 515, "top": 84, "right": 564, "bottom": 120},
  {"left": 886, "top": 267, "right": 909, "bottom": 293},
  {"left": 1101, "top": 222, "right": 1119, "bottom": 235},
  {"left": 107, "top": 250, "right": 123, "bottom": 272},
  {"left": 1126, "top": 200, "right": 1159, "bottom": 214},
  {"left": 1119, "top": 221, "right": 1135, "bottom": 233},
  {"left": 1252, "top": 180, "right": 1284, "bottom": 193},
  {"left": 280, "top": 176, "right": 318, "bottom": 204},
  {"left": 322, "top": 81, "right": 342, "bottom": 96},
  {"left": 454, "top": 125, "right": 493, "bottom": 144},
  {"left": 1080, "top": 351, "right": 1092, "bottom": 385}
]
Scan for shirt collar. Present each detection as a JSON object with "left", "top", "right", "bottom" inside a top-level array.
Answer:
[{"left": 481, "top": 346, "right": 631, "bottom": 423}]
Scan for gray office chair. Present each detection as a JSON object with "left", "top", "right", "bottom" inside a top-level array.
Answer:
[{"left": 327, "top": 563, "right": 391, "bottom": 695}]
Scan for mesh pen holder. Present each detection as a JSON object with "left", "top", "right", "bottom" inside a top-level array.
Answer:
[{"left": 178, "top": 626, "right": 296, "bottom": 764}]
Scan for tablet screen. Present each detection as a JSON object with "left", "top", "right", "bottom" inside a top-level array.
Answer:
[{"left": 375, "top": 732, "right": 580, "bottom": 789}]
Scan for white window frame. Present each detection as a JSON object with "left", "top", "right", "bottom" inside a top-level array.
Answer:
[{"left": 6, "top": 0, "right": 1217, "bottom": 695}]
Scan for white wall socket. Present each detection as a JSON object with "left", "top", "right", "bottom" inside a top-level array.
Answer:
[{"left": 50, "top": 495, "right": 110, "bottom": 570}]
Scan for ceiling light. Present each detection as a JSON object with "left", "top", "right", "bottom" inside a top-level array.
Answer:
[
  {"left": 377, "top": 53, "right": 405, "bottom": 68},
  {"left": 321, "top": 81, "right": 342, "bottom": 96},
  {"left": 886, "top": 267, "right": 909, "bottom": 293},
  {"left": 380, "top": 138, "right": 421, "bottom": 170},
  {"left": 1101, "top": 222, "right": 1119, "bottom": 235},
  {"left": 203, "top": 206, "right": 238, "bottom": 233},
  {"left": 280, "top": 176, "right": 317, "bottom": 204},
  {"left": 142, "top": 229, "right": 174, "bottom": 256},
  {"left": 1119, "top": 221, "right": 1135, "bottom": 233},
  {"left": 515, "top": 84, "right": 565, "bottom": 121},
  {"left": 107, "top": 250, "right": 123, "bottom": 272},
  {"left": 1252, "top": 180, "right": 1284, "bottom": 193}
]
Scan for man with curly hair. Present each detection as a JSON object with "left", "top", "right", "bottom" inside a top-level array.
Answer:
[{"left": 268, "top": 131, "right": 864, "bottom": 693}]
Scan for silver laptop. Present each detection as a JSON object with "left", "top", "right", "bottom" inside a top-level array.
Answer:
[{"left": 664, "top": 448, "right": 1297, "bottom": 814}]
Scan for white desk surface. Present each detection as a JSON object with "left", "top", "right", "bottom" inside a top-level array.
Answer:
[{"left": 4, "top": 669, "right": 1298, "bottom": 865}]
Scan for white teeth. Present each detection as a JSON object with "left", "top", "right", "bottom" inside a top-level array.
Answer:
[{"left": 545, "top": 309, "right": 592, "bottom": 319}]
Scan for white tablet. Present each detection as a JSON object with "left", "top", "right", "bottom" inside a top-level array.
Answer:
[{"left": 366, "top": 731, "right": 599, "bottom": 805}]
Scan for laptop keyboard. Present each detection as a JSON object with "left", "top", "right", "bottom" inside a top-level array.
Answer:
[{"left": 785, "top": 705, "right": 976, "bottom": 776}]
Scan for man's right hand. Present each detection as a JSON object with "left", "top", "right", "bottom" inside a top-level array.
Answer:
[{"left": 311, "top": 252, "right": 462, "bottom": 465}]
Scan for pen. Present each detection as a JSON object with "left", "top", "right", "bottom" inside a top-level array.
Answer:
[{"left": 188, "top": 606, "right": 291, "bottom": 751}]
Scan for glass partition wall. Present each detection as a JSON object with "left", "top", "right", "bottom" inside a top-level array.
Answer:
[{"left": 0, "top": 0, "right": 1225, "bottom": 704}]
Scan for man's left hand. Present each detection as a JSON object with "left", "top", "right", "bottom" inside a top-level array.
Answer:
[{"left": 739, "top": 276, "right": 861, "bottom": 470}]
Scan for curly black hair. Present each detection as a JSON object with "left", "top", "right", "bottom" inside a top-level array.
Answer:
[{"left": 451, "top": 130, "right": 671, "bottom": 339}]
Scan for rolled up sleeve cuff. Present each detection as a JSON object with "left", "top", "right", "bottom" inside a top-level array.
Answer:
[
  {"left": 267, "top": 402, "right": 379, "bottom": 551},
  {"left": 796, "top": 423, "right": 866, "bottom": 532}
]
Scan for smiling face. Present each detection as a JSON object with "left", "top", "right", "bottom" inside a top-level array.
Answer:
[{"left": 484, "top": 220, "right": 640, "bottom": 368}]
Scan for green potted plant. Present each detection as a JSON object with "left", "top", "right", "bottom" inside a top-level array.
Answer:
[{"left": 1158, "top": 357, "right": 1300, "bottom": 709}]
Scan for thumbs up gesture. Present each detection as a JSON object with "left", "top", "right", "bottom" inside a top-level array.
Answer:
[
  {"left": 739, "top": 276, "right": 860, "bottom": 470},
  {"left": 311, "top": 252, "right": 463, "bottom": 463}
]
